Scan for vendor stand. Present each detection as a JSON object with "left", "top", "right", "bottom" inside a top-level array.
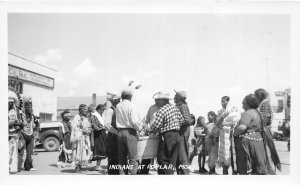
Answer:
[{"left": 137, "top": 135, "right": 159, "bottom": 161}]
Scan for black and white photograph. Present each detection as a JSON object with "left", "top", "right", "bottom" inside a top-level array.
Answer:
[{"left": 1, "top": 1, "right": 300, "bottom": 185}]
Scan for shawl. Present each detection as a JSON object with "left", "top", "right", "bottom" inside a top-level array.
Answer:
[
  {"left": 92, "top": 111, "right": 105, "bottom": 127},
  {"left": 70, "top": 115, "right": 91, "bottom": 142},
  {"left": 218, "top": 101, "right": 241, "bottom": 168}
]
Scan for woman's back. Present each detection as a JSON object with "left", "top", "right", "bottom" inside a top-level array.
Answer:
[{"left": 241, "top": 109, "right": 262, "bottom": 133}]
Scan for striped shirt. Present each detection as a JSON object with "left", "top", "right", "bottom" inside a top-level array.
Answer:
[
  {"left": 151, "top": 103, "right": 183, "bottom": 134},
  {"left": 175, "top": 101, "right": 191, "bottom": 126}
]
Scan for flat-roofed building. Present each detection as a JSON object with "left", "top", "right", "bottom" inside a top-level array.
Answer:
[{"left": 8, "top": 52, "right": 57, "bottom": 122}]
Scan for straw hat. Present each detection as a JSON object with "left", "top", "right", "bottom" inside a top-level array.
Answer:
[
  {"left": 174, "top": 90, "right": 187, "bottom": 100},
  {"left": 154, "top": 92, "right": 171, "bottom": 100}
]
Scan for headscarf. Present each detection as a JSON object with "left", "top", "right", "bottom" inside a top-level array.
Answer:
[{"left": 79, "top": 104, "right": 87, "bottom": 111}]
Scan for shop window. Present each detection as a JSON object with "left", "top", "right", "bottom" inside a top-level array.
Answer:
[
  {"left": 277, "top": 100, "right": 284, "bottom": 113},
  {"left": 39, "top": 113, "right": 53, "bottom": 122},
  {"left": 273, "top": 100, "right": 284, "bottom": 113}
]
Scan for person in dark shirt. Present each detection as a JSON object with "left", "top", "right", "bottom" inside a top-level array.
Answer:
[{"left": 174, "top": 91, "right": 192, "bottom": 175}]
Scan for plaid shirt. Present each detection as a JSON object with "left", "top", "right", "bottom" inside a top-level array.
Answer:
[
  {"left": 176, "top": 101, "right": 191, "bottom": 126},
  {"left": 151, "top": 103, "right": 183, "bottom": 134}
]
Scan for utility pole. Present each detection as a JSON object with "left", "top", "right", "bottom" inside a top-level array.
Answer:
[{"left": 266, "top": 57, "right": 270, "bottom": 92}]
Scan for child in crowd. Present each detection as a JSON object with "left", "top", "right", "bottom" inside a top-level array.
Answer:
[
  {"left": 206, "top": 111, "right": 219, "bottom": 174},
  {"left": 190, "top": 116, "right": 208, "bottom": 173}
]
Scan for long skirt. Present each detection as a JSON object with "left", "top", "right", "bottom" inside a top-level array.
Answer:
[
  {"left": 58, "top": 133, "right": 72, "bottom": 164},
  {"left": 72, "top": 135, "right": 92, "bottom": 166},
  {"left": 207, "top": 137, "right": 219, "bottom": 170},
  {"left": 218, "top": 127, "right": 231, "bottom": 167},
  {"left": 234, "top": 136, "right": 248, "bottom": 174},
  {"left": 242, "top": 133, "right": 268, "bottom": 175},
  {"left": 9, "top": 135, "right": 19, "bottom": 173},
  {"left": 91, "top": 129, "right": 107, "bottom": 161}
]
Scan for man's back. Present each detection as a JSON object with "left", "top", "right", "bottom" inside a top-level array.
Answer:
[{"left": 116, "top": 99, "right": 140, "bottom": 130}]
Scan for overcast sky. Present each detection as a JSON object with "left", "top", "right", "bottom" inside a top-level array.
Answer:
[{"left": 8, "top": 13, "right": 290, "bottom": 118}]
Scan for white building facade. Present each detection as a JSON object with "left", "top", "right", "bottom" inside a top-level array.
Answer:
[{"left": 8, "top": 52, "right": 57, "bottom": 122}]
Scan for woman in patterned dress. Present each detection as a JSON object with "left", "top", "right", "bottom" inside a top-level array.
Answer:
[
  {"left": 255, "top": 88, "right": 281, "bottom": 174},
  {"left": 71, "top": 104, "right": 93, "bottom": 173}
]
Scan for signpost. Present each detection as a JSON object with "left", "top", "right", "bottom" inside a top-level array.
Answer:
[
  {"left": 8, "top": 79, "right": 23, "bottom": 94},
  {"left": 8, "top": 65, "right": 54, "bottom": 88}
]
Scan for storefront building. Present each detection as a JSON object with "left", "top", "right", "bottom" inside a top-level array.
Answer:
[{"left": 8, "top": 52, "right": 57, "bottom": 122}]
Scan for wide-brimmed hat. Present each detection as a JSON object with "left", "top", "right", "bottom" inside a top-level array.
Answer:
[
  {"left": 174, "top": 90, "right": 187, "bottom": 100},
  {"left": 154, "top": 92, "right": 171, "bottom": 100},
  {"left": 107, "top": 92, "right": 121, "bottom": 100}
]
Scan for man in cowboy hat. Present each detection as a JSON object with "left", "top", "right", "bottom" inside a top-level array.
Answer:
[
  {"left": 150, "top": 92, "right": 184, "bottom": 174},
  {"left": 103, "top": 93, "right": 121, "bottom": 174},
  {"left": 138, "top": 91, "right": 163, "bottom": 174},
  {"left": 174, "top": 90, "right": 192, "bottom": 175},
  {"left": 116, "top": 88, "right": 142, "bottom": 175}
]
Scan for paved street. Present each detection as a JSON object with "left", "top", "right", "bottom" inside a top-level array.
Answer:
[{"left": 15, "top": 140, "right": 289, "bottom": 175}]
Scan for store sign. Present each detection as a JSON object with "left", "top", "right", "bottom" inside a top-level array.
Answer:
[
  {"left": 8, "top": 79, "right": 23, "bottom": 94},
  {"left": 8, "top": 65, "right": 54, "bottom": 88}
]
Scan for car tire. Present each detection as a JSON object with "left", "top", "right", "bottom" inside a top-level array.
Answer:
[
  {"left": 276, "top": 134, "right": 282, "bottom": 141},
  {"left": 43, "top": 136, "right": 60, "bottom": 152}
]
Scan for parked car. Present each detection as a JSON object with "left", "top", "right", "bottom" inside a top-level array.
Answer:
[
  {"left": 272, "top": 130, "right": 284, "bottom": 141},
  {"left": 37, "top": 121, "right": 63, "bottom": 152}
]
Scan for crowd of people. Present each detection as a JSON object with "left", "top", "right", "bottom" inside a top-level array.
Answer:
[
  {"left": 8, "top": 84, "right": 283, "bottom": 175},
  {"left": 189, "top": 90, "right": 282, "bottom": 175}
]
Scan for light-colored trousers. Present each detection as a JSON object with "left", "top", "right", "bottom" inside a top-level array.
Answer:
[{"left": 9, "top": 136, "right": 18, "bottom": 173}]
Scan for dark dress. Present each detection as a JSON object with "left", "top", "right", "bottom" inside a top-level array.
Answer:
[
  {"left": 58, "top": 121, "right": 72, "bottom": 163},
  {"left": 234, "top": 109, "right": 268, "bottom": 175},
  {"left": 90, "top": 114, "right": 107, "bottom": 160}
]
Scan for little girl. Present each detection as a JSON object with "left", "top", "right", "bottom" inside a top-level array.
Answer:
[{"left": 193, "top": 116, "right": 208, "bottom": 173}]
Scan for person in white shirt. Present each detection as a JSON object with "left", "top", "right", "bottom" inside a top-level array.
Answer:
[{"left": 116, "top": 89, "right": 142, "bottom": 175}]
